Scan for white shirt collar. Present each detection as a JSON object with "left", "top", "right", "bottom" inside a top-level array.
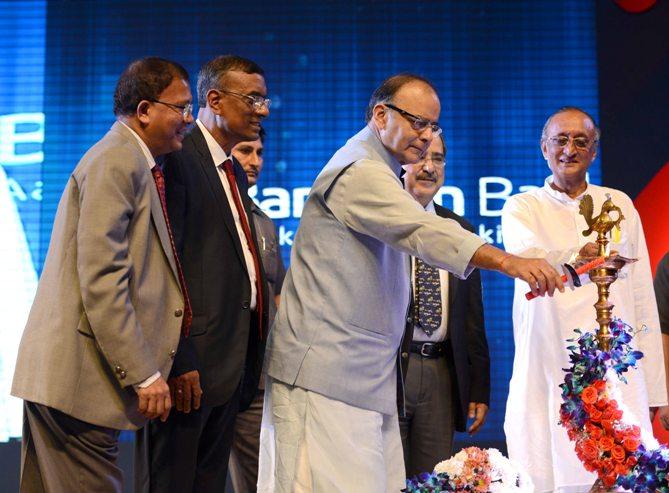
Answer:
[
  {"left": 196, "top": 119, "right": 231, "bottom": 166},
  {"left": 424, "top": 200, "right": 436, "bottom": 214},
  {"left": 119, "top": 121, "right": 157, "bottom": 170},
  {"left": 542, "top": 175, "right": 590, "bottom": 205}
]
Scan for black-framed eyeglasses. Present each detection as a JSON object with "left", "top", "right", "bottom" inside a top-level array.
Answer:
[
  {"left": 148, "top": 99, "right": 193, "bottom": 119},
  {"left": 546, "top": 134, "right": 597, "bottom": 151},
  {"left": 219, "top": 90, "right": 271, "bottom": 111},
  {"left": 384, "top": 103, "right": 442, "bottom": 136}
]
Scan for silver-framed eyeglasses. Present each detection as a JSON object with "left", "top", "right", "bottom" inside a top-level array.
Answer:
[
  {"left": 384, "top": 103, "right": 442, "bottom": 136},
  {"left": 148, "top": 99, "right": 193, "bottom": 119},
  {"left": 547, "top": 134, "right": 597, "bottom": 151},
  {"left": 219, "top": 90, "right": 271, "bottom": 111}
]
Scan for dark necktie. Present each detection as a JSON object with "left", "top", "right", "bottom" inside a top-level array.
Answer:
[
  {"left": 414, "top": 258, "right": 442, "bottom": 336},
  {"left": 151, "top": 165, "right": 192, "bottom": 337},
  {"left": 222, "top": 159, "right": 264, "bottom": 340}
]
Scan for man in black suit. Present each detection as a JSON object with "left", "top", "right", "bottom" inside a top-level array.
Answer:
[
  {"left": 135, "top": 55, "right": 270, "bottom": 493},
  {"left": 399, "top": 134, "right": 490, "bottom": 477}
]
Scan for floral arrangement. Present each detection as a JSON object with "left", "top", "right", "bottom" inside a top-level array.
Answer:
[
  {"left": 560, "top": 318, "right": 669, "bottom": 491},
  {"left": 404, "top": 447, "right": 533, "bottom": 492}
]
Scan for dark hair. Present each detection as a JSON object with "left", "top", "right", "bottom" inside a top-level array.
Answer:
[
  {"left": 197, "top": 55, "right": 265, "bottom": 107},
  {"left": 365, "top": 73, "right": 438, "bottom": 122},
  {"left": 541, "top": 106, "right": 601, "bottom": 143},
  {"left": 113, "top": 57, "right": 189, "bottom": 116}
]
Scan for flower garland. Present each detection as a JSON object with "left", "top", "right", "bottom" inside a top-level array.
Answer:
[
  {"left": 404, "top": 447, "right": 533, "bottom": 492},
  {"left": 560, "top": 318, "right": 669, "bottom": 491}
]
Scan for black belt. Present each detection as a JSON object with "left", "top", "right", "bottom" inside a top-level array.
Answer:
[{"left": 409, "top": 340, "right": 450, "bottom": 359}]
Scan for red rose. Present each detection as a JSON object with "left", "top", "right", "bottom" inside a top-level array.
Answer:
[
  {"left": 614, "top": 462, "right": 628, "bottom": 475},
  {"left": 589, "top": 426, "right": 604, "bottom": 440},
  {"left": 582, "top": 385, "right": 599, "bottom": 404},
  {"left": 623, "top": 437, "right": 640, "bottom": 452},
  {"left": 598, "top": 436, "right": 615, "bottom": 451},
  {"left": 611, "top": 445, "right": 626, "bottom": 463},
  {"left": 601, "top": 419, "right": 615, "bottom": 433},
  {"left": 589, "top": 407, "right": 603, "bottom": 422},
  {"left": 596, "top": 398, "right": 609, "bottom": 410},
  {"left": 603, "top": 473, "right": 617, "bottom": 489},
  {"left": 613, "top": 409, "right": 623, "bottom": 420},
  {"left": 626, "top": 455, "right": 638, "bottom": 467},
  {"left": 580, "top": 439, "right": 600, "bottom": 461},
  {"left": 600, "top": 458, "right": 615, "bottom": 473},
  {"left": 594, "top": 380, "right": 606, "bottom": 392}
]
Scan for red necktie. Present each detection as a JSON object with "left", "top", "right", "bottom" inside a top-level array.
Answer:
[
  {"left": 222, "top": 159, "right": 264, "bottom": 340},
  {"left": 152, "top": 165, "right": 193, "bottom": 337}
]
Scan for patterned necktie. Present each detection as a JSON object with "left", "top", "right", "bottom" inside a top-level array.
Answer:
[
  {"left": 414, "top": 258, "right": 442, "bottom": 336},
  {"left": 151, "top": 165, "right": 192, "bottom": 337},
  {"left": 222, "top": 159, "right": 264, "bottom": 340}
]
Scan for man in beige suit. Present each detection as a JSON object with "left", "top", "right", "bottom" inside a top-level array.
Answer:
[{"left": 11, "top": 57, "right": 194, "bottom": 492}]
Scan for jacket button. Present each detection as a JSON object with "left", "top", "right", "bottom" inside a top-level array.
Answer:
[
  {"left": 119, "top": 370, "right": 127, "bottom": 379},
  {"left": 174, "top": 308, "right": 183, "bottom": 317},
  {"left": 114, "top": 365, "right": 122, "bottom": 373},
  {"left": 242, "top": 301, "right": 250, "bottom": 309},
  {"left": 406, "top": 316, "right": 412, "bottom": 323},
  {"left": 401, "top": 352, "right": 409, "bottom": 359},
  {"left": 169, "top": 349, "right": 177, "bottom": 359}
]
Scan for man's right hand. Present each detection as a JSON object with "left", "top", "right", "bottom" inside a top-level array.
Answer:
[
  {"left": 137, "top": 376, "right": 171, "bottom": 422},
  {"left": 168, "top": 370, "right": 203, "bottom": 414},
  {"left": 501, "top": 255, "right": 565, "bottom": 297}
]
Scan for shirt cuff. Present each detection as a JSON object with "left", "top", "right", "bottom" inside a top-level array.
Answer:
[{"left": 136, "top": 371, "right": 161, "bottom": 390}]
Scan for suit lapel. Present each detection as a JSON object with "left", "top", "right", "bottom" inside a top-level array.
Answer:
[
  {"left": 189, "top": 127, "right": 247, "bottom": 269},
  {"left": 113, "top": 122, "right": 180, "bottom": 282}
]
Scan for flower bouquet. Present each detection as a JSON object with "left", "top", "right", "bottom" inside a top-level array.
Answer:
[
  {"left": 404, "top": 446, "right": 533, "bottom": 492},
  {"left": 560, "top": 319, "right": 669, "bottom": 492}
]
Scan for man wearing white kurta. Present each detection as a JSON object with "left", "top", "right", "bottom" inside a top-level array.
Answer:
[
  {"left": 258, "top": 74, "right": 565, "bottom": 493},
  {"left": 502, "top": 106, "right": 668, "bottom": 493}
]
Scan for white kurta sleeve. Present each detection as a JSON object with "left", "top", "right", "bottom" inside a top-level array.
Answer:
[{"left": 501, "top": 195, "right": 580, "bottom": 267}]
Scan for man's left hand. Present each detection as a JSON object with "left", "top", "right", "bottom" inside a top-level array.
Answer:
[
  {"left": 168, "top": 370, "right": 203, "bottom": 414},
  {"left": 467, "top": 402, "right": 489, "bottom": 435}
]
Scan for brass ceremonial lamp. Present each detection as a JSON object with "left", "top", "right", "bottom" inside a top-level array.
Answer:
[{"left": 577, "top": 193, "right": 636, "bottom": 351}]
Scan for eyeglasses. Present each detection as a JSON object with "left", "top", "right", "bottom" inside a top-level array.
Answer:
[
  {"left": 384, "top": 103, "right": 442, "bottom": 136},
  {"left": 546, "top": 134, "right": 597, "bottom": 151},
  {"left": 148, "top": 99, "right": 193, "bottom": 119},
  {"left": 219, "top": 90, "right": 271, "bottom": 111}
]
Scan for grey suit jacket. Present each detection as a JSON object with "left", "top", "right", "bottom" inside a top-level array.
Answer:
[
  {"left": 265, "top": 126, "right": 485, "bottom": 415},
  {"left": 12, "top": 122, "right": 184, "bottom": 430}
]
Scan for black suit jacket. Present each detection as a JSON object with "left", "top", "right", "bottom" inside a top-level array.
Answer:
[
  {"left": 399, "top": 203, "right": 490, "bottom": 432},
  {"left": 162, "top": 125, "right": 269, "bottom": 411}
]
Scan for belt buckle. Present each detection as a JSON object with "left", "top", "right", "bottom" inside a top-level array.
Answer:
[{"left": 420, "top": 343, "right": 433, "bottom": 357}]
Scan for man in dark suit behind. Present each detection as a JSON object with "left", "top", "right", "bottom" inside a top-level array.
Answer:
[
  {"left": 135, "top": 55, "right": 270, "bottom": 493},
  {"left": 399, "top": 133, "right": 490, "bottom": 477}
]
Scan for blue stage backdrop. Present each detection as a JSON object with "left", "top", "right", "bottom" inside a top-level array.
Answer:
[{"left": 1, "top": 0, "right": 599, "bottom": 445}]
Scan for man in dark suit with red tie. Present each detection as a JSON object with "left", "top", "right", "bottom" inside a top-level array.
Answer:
[
  {"left": 399, "top": 133, "right": 490, "bottom": 477},
  {"left": 135, "top": 55, "right": 270, "bottom": 493}
]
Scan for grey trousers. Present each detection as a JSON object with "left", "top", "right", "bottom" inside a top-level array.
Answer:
[
  {"left": 398, "top": 353, "right": 456, "bottom": 478},
  {"left": 20, "top": 401, "right": 122, "bottom": 493},
  {"left": 228, "top": 388, "right": 263, "bottom": 493}
]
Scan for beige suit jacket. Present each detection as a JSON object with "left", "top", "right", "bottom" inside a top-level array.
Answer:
[{"left": 12, "top": 122, "right": 184, "bottom": 430}]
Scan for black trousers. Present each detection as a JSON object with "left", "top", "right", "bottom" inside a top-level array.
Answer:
[
  {"left": 399, "top": 353, "right": 456, "bottom": 478},
  {"left": 21, "top": 401, "right": 122, "bottom": 493},
  {"left": 135, "top": 388, "right": 240, "bottom": 493}
]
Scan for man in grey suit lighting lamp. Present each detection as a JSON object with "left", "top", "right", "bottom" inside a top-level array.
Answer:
[{"left": 258, "top": 73, "right": 563, "bottom": 492}]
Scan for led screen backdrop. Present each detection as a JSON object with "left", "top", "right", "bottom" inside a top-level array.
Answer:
[{"left": 1, "top": 0, "right": 600, "bottom": 445}]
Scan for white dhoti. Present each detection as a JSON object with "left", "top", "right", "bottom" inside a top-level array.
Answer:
[{"left": 258, "top": 378, "right": 405, "bottom": 493}]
